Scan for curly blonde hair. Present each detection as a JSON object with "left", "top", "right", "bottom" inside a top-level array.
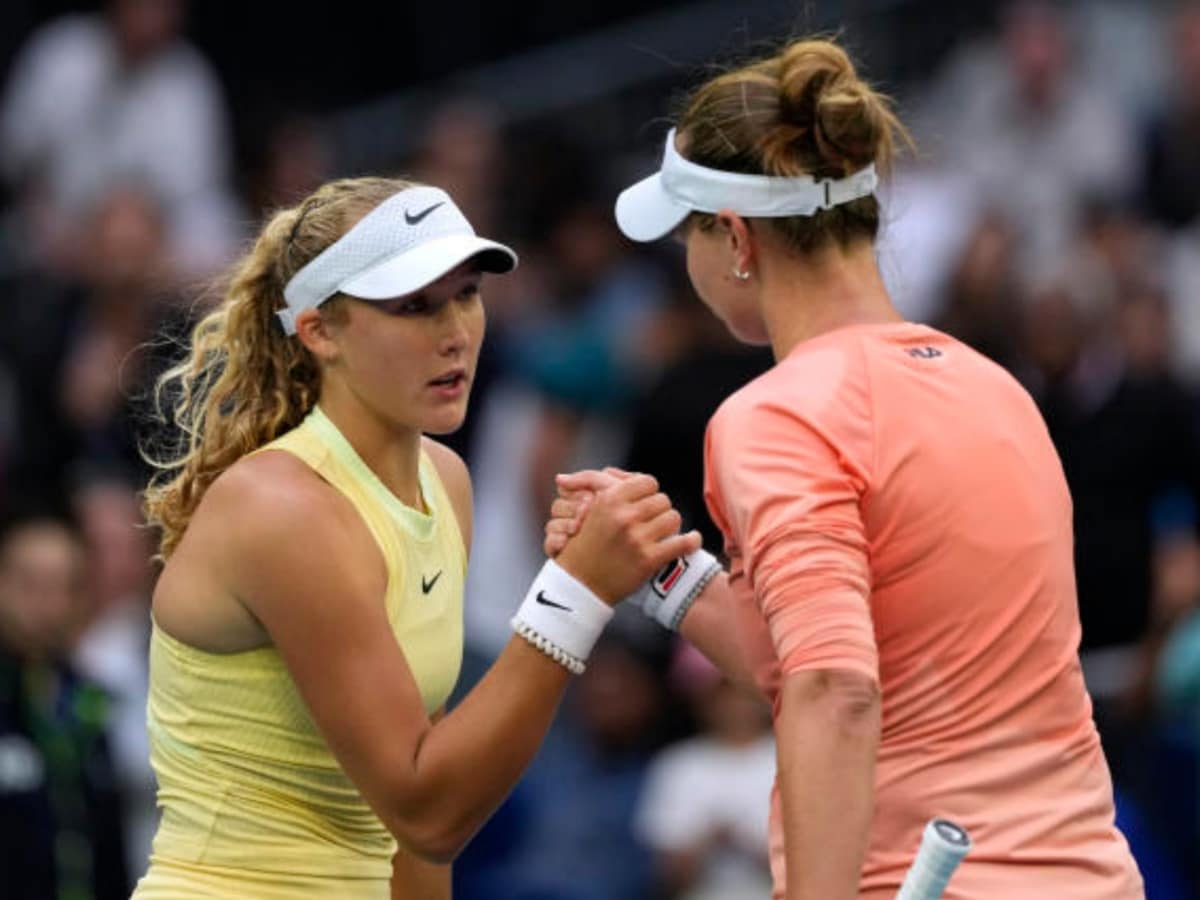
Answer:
[{"left": 143, "top": 176, "right": 414, "bottom": 558}]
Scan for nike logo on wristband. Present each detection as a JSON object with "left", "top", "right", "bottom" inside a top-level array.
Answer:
[
  {"left": 405, "top": 202, "right": 444, "bottom": 225},
  {"left": 422, "top": 571, "right": 443, "bottom": 594},
  {"left": 536, "top": 590, "right": 571, "bottom": 612}
]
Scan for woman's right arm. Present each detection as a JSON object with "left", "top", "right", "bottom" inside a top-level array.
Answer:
[
  {"left": 549, "top": 469, "right": 760, "bottom": 693},
  {"left": 212, "top": 455, "right": 696, "bottom": 864},
  {"left": 676, "top": 572, "right": 760, "bottom": 693}
]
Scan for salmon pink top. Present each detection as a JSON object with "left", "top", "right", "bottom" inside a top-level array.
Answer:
[{"left": 703, "top": 322, "right": 1143, "bottom": 899}]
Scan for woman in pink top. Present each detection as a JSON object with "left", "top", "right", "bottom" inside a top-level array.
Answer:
[{"left": 551, "top": 38, "right": 1144, "bottom": 899}]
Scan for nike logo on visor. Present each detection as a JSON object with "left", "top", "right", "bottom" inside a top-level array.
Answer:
[{"left": 405, "top": 202, "right": 444, "bottom": 225}]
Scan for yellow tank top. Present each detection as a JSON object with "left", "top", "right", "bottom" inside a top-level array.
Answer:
[{"left": 134, "top": 407, "right": 466, "bottom": 899}]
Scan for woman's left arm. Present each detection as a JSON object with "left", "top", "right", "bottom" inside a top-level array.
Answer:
[
  {"left": 709, "top": 397, "right": 879, "bottom": 900},
  {"left": 776, "top": 667, "right": 880, "bottom": 900}
]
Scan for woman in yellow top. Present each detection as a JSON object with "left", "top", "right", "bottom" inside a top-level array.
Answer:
[{"left": 133, "top": 176, "right": 702, "bottom": 899}]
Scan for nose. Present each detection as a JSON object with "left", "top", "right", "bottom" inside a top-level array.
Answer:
[{"left": 438, "top": 299, "right": 470, "bottom": 356}]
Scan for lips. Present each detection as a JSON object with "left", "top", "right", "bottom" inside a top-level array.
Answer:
[{"left": 429, "top": 368, "right": 468, "bottom": 389}]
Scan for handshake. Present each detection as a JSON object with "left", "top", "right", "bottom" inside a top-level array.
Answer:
[
  {"left": 539, "top": 467, "right": 721, "bottom": 629},
  {"left": 510, "top": 466, "right": 721, "bottom": 675}
]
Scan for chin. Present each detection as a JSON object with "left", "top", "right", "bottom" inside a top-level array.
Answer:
[{"left": 422, "top": 412, "right": 468, "bottom": 436}]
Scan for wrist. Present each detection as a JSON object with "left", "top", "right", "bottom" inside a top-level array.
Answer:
[
  {"left": 511, "top": 559, "right": 614, "bottom": 674},
  {"left": 554, "top": 547, "right": 618, "bottom": 605},
  {"left": 631, "top": 547, "right": 721, "bottom": 631}
]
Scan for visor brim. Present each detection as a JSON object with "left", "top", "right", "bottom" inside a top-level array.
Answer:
[
  {"left": 614, "top": 173, "right": 691, "bottom": 243},
  {"left": 340, "top": 234, "right": 517, "bottom": 300}
]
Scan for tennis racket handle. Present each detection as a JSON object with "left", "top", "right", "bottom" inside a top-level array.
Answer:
[{"left": 895, "top": 819, "right": 971, "bottom": 900}]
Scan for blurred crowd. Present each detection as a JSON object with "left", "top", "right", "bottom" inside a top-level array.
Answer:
[{"left": 0, "top": 0, "right": 1197, "bottom": 898}]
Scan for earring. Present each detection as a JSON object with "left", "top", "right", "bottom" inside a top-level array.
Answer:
[{"left": 732, "top": 268, "right": 750, "bottom": 281}]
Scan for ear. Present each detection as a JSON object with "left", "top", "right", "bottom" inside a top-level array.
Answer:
[
  {"left": 293, "top": 307, "right": 340, "bottom": 365},
  {"left": 715, "top": 209, "right": 755, "bottom": 276}
]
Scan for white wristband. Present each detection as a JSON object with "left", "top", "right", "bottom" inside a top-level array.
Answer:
[
  {"left": 631, "top": 548, "right": 721, "bottom": 631},
  {"left": 511, "top": 559, "right": 614, "bottom": 673}
]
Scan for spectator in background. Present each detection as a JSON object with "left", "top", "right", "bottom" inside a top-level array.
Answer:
[
  {"left": 510, "top": 194, "right": 666, "bottom": 520},
  {"left": 0, "top": 501, "right": 128, "bottom": 900},
  {"left": 636, "top": 644, "right": 774, "bottom": 900},
  {"left": 0, "top": 0, "right": 241, "bottom": 280},
  {"left": 920, "top": 0, "right": 1137, "bottom": 273},
  {"left": 1020, "top": 271, "right": 1200, "bottom": 671},
  {"left": 934, "top": 213, "right": 1024, "bottom": 370},
  {"left": 244, "top": 114, "right": 332, "bottom": 216},
  {"left": 69, "top": 471, "right": 156, "bottom": 880},
  {"left": 2, "top": 184, "right": 181, "bottom": 496},
  {"left": 1152, "top": 3, "right": 1200, "bottom": 384},
  {"left": 410, "top": 99, "right": 507, "bottom": 239},
  {"left": 624, "top": 264, "right": 771, "bottom": 551},
  {"left": 1151, "top": 541, "right": 1200, "bottom": 876},
  {"left": 497, "top": 628, "right": 673, "bottom": 900},
  {"left": 0, "top": 358, "right": 16, "bottom": 507},
  {"left": 1167, "top": 219, "right": 1200, "bottom": 383},
  {"left": 1117, "top": 523, "right": 1200, "bottom": 896},
  {"left": 1142, "top": 1, "right": 1200, "bottom": 231}
]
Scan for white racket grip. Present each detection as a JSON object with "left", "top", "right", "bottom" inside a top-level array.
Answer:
[{"left": 895, "top": 819, "right": 971, "bottom": 900}]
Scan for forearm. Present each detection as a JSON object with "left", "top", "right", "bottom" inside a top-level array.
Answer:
[
  {"left": 397, "top": 638, "right": 571, "bottom": 860},
  {"left": 776, "top": 669, "right": 880, "bottom": 900},
  {"left": 391, "top": 845, "right": 451, "bottom": 899},
  {"left": 678, "top": 572, "right": 759, "bottom": 694}
]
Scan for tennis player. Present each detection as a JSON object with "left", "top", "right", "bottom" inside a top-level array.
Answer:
[
  {"left": 550, "top": 38, "right": 1144, "bottom": 899},
  {"left": 133, "top": 176, "right": 700, "bottom": 898}
]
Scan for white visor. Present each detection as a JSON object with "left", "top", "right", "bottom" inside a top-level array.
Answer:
[
  {"left": 615, "top": 128, "right": 879, "bottom": 242},
  {"left": 278, "top": 186, "right": 517, "bottom": 334}
]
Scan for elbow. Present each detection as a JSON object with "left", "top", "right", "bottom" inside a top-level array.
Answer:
[
  {"left": 831, "top": 670, "right": 881, "bottom": 723},
  {"left": 405, "top": 839, "right": 463, "bottom": 867},
  {"left": 390, "top": 816, "right": 473, "bottom": 865},
  {"left": 786, "top": 668, "right": 881, "bottom": 733},
  {"left": 381, "top": 729, "right": 476, "bottom": 863},
  {"left": 385, "top": 785, "right": 478, "bottom": 864}
]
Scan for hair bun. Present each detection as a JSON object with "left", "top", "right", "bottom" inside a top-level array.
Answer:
[{"left": 775, "top": 40, "right": 886, "bottom": 174}]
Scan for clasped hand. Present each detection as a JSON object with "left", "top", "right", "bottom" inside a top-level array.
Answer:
[{"left": 546, "top": 468, "right": 699, "bottom": 605}]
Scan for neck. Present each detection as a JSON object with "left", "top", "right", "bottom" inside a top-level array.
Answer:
[
  {"left": 758, "top": 239, "right": 902, "bottom": 361},
  {"left": 317, "top": 382, "right": 425, "bottom": 509}
]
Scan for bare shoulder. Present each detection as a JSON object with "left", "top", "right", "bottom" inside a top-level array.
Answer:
[
  {"left": 199, "top": 451, "right": 382, "bottom": 602},
  {"left": 420, "top": 437, "right": 473, "bottom": 550},
  {"left": 204, "top": 451, "right": 356, "bottom": 544},
  {"left": 154, "top": 450, "right": 382, "bottom": 650}
]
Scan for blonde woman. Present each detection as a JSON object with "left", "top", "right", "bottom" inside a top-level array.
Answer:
[
  {"left": 135, "top": 177, "right": 700, "bottom": 898},
  {"left": 552, "top": 38, "right": 1144, "bottom": 900}
]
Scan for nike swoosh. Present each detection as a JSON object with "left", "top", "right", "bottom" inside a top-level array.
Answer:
[
  {"left": 405, "top": 202, "right": 445, "bottom": 225},
  {"left": 536, "top": 590, "right": 571, "bottom": 612},
  {"left": 421, "top": 571, "right": 443, "bottom": 594}
]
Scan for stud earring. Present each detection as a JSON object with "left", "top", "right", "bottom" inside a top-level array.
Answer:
[{"left": 732, "top": 268, "right": 751, "bottom": 281}]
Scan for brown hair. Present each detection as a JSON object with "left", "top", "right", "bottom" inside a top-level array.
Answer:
[
  {"left": 143, "top": 176, "right": 415, "bottom": 558},
  {"left": 678, "top": 37, "right": 911, "bottom": 254}
]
